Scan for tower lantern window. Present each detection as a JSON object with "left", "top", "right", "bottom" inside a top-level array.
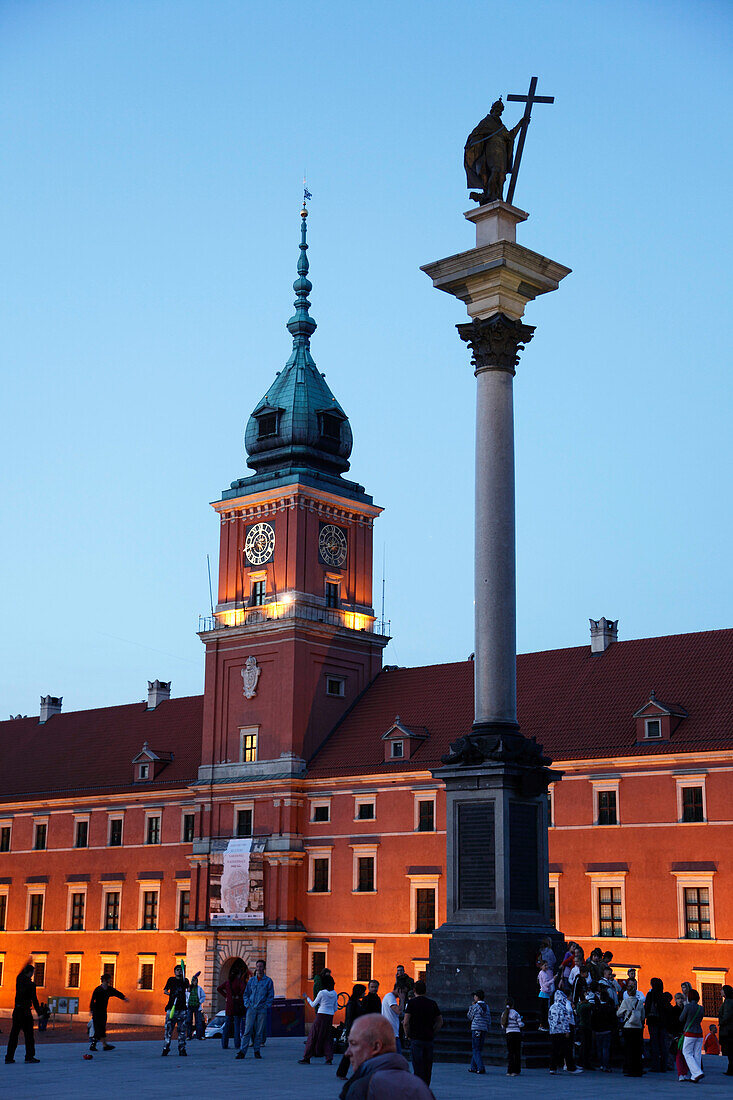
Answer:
[
  {"left": 257, "top": 412, "right": 279, "bottom": 439},
  {"left": 320, "top": 413, "right": 341, "bottom": 442}
]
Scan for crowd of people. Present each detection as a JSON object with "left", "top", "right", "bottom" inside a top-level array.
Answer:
[
  {"left": 3, "top": 947, "right": 733, "bottom": 1092},
  {"left": 536, "top": 937, "right": 733, "bottom": 1082}
]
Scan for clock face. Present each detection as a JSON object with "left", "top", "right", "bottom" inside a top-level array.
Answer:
[
  {"left": 319, "top": 524, "right": 347, "bottom": 567},
  {"left": 244, "top": 522, "right": 275, "bottom": 566}
]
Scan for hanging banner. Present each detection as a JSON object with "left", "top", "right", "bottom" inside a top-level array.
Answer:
[{"left": 209, "top": 836, "right": 266, "bottom": 926}]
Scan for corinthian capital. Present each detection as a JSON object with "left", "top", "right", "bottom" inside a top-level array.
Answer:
[{"left": 457, "top": 313, "right": 535, "bottom": 375}]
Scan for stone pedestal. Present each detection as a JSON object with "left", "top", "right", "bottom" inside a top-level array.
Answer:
[{"left": 421, "top": 201, "right": 570, "bottom": 1017}]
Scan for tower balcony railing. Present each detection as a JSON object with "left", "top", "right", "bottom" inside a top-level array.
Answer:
[{"left": 198, "top": 600, "right": 390, "bottom": 637}]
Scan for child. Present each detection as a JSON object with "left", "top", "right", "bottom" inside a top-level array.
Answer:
[
  {"left": 538, "top": 961, "right": 555, "bottom": 1031},
  {"left": 501, "top": 997, "right": 524, "bottom": 1076},
  {"left": 703, "top": 1023, "right": 721, "bottom": 1056},
  {"left": 467, "top": 990, "right": 490, "bottom": 1075}
]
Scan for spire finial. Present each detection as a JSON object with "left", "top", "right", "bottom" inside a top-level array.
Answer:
[{"left": 288, "top": 183, "right": 316, "bottom": 343}]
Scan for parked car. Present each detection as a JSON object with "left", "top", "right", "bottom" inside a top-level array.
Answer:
[{"left": 205, "top": 1012, "right": 227, "bottom": 1039}]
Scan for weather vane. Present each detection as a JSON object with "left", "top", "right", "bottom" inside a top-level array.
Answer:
[{"left": 464, "top": 76, "right": 554, "bottom": 206}]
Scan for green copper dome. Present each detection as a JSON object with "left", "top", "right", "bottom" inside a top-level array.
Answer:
[{"left": 245, "top": 208, "right": 353, "bottom": 477}]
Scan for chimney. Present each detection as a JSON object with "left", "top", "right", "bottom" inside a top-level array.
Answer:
[
  {"left": 147, "top": 680, "right": 171, "bottom": 709},
  {"left": 589, "top": 617, "right": 618, "bottom": 654},
  {"left": 39, "top": 695, "right": 63, "bottom": 723}
]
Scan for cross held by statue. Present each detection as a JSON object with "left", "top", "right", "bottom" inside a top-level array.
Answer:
[{"left": 505, "top": 76, "right": 554, "bottom": 205}]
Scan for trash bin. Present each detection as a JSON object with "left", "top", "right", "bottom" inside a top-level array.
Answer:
[{"left": 267, "top": 997, "right": 305, "bottom": 1037}]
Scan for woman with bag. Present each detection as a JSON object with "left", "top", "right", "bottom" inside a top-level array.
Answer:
[
  {"left": 679, "top": 989, "right": 705, "bottom": 1082},
  {"left": 335, "top": 984, "right": 366, "bottom": 1079}
]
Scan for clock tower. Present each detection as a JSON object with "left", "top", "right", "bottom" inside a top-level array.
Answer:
[{"left": 198, "top": 202, "right": 389, "bottom": 778}]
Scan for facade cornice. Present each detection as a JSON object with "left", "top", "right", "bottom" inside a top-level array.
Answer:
[{"left": 212, "top": 482, "right": 382, "bottom": 523}]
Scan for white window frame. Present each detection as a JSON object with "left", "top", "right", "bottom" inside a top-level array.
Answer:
[
  {"left": 232, "top": 800, "right": 255, "bottom": 837},
  {"left": 107, "top": 813, "right": 124, "bottom": 847},
  {"left": 30, "top": 951, "right": 48, "bottom": 988},
  {"left": 413, "top": 792, "right": 437, "bottom": 832},
  {"left": 0, "top": 951, "right": 5, "bottom": 987},
  {"left": 137, "top": 762, "right": 150, "bottom": 781},
  {"left": 74, "top": 814, "right": 90, "bottom": 848},
  {"left": 352, "top": 943, "right": 374, "bottom": 982},
  {"left": 326, "top": 675, "right": 345, "bottom": 697},
  {"left": 407, "top": 872, "right": 440, "bottom": 935},
  {"left": 676, "top": 776, "right": 708, "bottom": 824},
  {"left": 0, "top": 818, "right": 12, "bottom": 852},
  {"left": 0, "top": 885, "right": 8, "bottom": 932},
  {"left": 101, "top": 884, "right": 123, "bottom": 931},
  {"left": 67, "top": 884, "right": 88, "bottom": 931},
  {"left": 145, "top": 811, "right": 162, "bottom": 845},
  {"left": 645, "top": 717, "right": 663, "bottom": 739},
  {"left": 66, "top": 952, "right": 83, "bottom": 989},
  {"left": 176, "top": 884, "right": 191, "bottom": 930},
  {"left": 181, "top": 809, "right": 196, "bottom": 842},
  {"left": 309, "top": 798, "right": 331, "bottom": 824},
  {"left": 100, "top": 954, "right": 117, "bottom": 985},
  {"left": 138, "top": 954, "right": 156, "bottom": 991},
  {"left": 591, "top": 779, "right": 620, "bottom": 826},
  {"left": 390, "top": 739, "right": 405, "bottom": 759},
  {"left": 239, "top": 726, "right": 259, "bottom": 763},
  {"left": 354, "top": 794, "right": 376, "bottom": 821},
  {"left": 307, "top": 847, "right": 333, "bottom": 894},
  {"left": 549, "top": 870, "right": 561, "bottom": 926},
  {"left": 138, "top": 884, "right": 161, "bottom": 930},
  {"left": 692, "top": 968, "right": 728, "bottom": 1012},
  {"left": 412, "top": 958, "right": 429, "bottom": 982},
  {"left": 548, "top": 783, "right": 556, "bottom": 828},
  {"left": 585, "top": 870, "right": 627, "bottom": 938},
  {"left": 33, "top": 816, "right": 49, "bottom": 850},
  {"left": 672, "top": 870, "right": 716, "bottom": 941},
  {"left": 351, "top": 844, "right": 378, "bottom": 894},
  {"left": 307, "top": 942, "right": 329, "bottom": 980},
  {"left": 26, "top": 886, "right": 46, "bottom": 931}
]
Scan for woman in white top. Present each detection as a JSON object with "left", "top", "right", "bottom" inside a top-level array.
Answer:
[{"left": 299, "top": 974, "right": 338, "bottom": 1065}]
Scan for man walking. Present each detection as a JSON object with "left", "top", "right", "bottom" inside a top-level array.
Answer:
[
  {"left": 161, "top": 963, "right": 189, "bottom": 1056},
  {"left": 403, "top": 979, "right": 442, "bottom": 1087},
  {"left": 89, "top": 973, "right": 128, "bottom": 1051},
  {"left": 5, "top": 962, "right": 41, "bottom": 1064},
  {"left": 237, "top": 958, "right": 274, "bottom": 1060}
]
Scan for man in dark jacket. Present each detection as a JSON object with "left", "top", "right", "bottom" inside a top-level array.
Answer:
[
  {"left": 162, "top": 964, "right": 189, "bottom": 1056},
  {"left": 89, "top": 973, "right": 128, "bottom": 1051},
  {"left": 5, "top": 963, "right": 41, "bottom": 1064},
  {"left": 361, "top": 980, "right": 382, "bottom": 1015},
  {"left": 340, "top": 1014, "right": 434, "bottom": 1099}
]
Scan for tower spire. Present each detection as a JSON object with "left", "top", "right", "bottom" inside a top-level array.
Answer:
[{"left": 287, "top": 198, "right": 317, "bottom": 345}]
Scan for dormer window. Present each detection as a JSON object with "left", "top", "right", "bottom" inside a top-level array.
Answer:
[
  {"left": 633, "top": 691, "right": 687, "bottom": 743},
  {"left": 319, "top": 412, "right": 342, "bottom": 442},
  {"left": 382, "top": 715, "right": 428, "bottom": 763},
  {"left": 138, "top": 763, "right": 149, "bottom": 780},
  {"left": 256, "top": 411, "right": 280, "bottom": 439},
  {"left": 391, "top": 740, "right": 404, "bottom": 759},
  {"left": 645, "top": 719, "right": 662, "bottom": 739}
]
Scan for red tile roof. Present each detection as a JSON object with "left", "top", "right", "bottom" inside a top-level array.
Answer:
[
  {"left": 0, "top": 696, "right": 203, "bottom": 801},
  {"left": 307, "top": 629, "right": 733, "bottom": 777}
]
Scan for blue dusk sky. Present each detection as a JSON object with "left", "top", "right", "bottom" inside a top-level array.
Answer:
[{"left": 1, "top": 0, "right": 731, "bottom": 715}]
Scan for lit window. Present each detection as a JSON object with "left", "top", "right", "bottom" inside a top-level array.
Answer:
[
  {"left": 109, "top": 818, "right": 123, "bottom": 847},
  {"left": 146, "top": 816, "right": 161, "bottom": 845},
  {"left": 75, "top": 820, "right": 89, "bottom": 848},
  {"left": 417, "top": 800, "right": 435, "bottom": 832},
  {"left": 182, "top": 813, "right": 195, "bottom": 843},
  {"left": 141, "top": 890, "right": 158, "bottom": 930},
  {"left": 684, "top": 887, "right": 711, "bottom": 939},
  {"left": 326, "top": 676, "right": 345, "bottom": 697},
  {"left": 70, "top": 892, "right": 85, "bottom": 931},
  {"left": 391, "top": 740, "right": 404, "bottom": 759},
  {"left": 597, "top": 790, "right": 617, "bottom": 826},
  {"left": 34, "top": 823, "right": 47, "bottom": 850},
  {"left": 242, "top": 732, "right": 258, "bottom": 763},
  {"left": 598, "top": 886, "right": 623, "bottom": 936},
  {"left": 104, "top": 891, "right": 120, "bottom": 931},
  {"left": 645, "top": 718, "right": 662, "bottom": 738},
  {"left": 236, "top": 808, "right": 253, "bottom": 836},
  {"left": 250, "top": 579, "right": 266, "bottom": 607}
]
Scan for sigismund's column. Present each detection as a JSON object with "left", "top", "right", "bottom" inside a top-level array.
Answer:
[{"left": 421, "top": 199, "right": 570, "bottom": 1015}]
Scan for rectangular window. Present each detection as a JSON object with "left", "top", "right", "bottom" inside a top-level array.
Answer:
[
  {"left": 138, "top": 763, "right": 150, "bottom": 781},
  {"left": 311, "top": 803, "right": 330, "bottom": 823},
  {"left": 33, "top": 960, "right": 46, "bottom": 988},
  {"left": 142, "top": 890, "right": 158, "bottom": 930},
  {"left": 75, "top": 820, "right": 89, "bottom": 848},
  {"left": 312, "top": 858, "right": 330, "bottom": 893},
  {"left": 0, "top": 957, "right": 5, "bottom": 986},
  {"left": 28, "top": 894, "right": 44, "bottom": 931},
  {"left": 357, "top": 856, "right": 375, "bottom": 893},
  {"left": 415, "top": 888, "right": 436, "bottom": 933},
  {"left": 645, "top": 718, "right": 662, "bottom": 738},
  {"left": 70, "top": 892, "right": 85, "bottom": 930},
  {"left": 0, "top": 826, "right": 9, "bottom": 852},
  {"left": 104, "top": 891, "right": 120, "bottom": 931},
  {"left": 0, "top": 894, "right": 6, "bottom": 931},
  {"left": 139, "top": 962, "right": 154, "bottom": 990},
  {"left": 102, "top": 961, "right": 116, "bottom": 983},
  {"left": 597, "top": 790, "right": 617, "bottom": 826},
  {"left": 34, "top": 823, "right": 47, "bottom": 850},
  {"left": 146, "top": 816, "right": 161, "bottom": 845},
  {"left": 109, "top": 818, "right": 123, "bottom": 847},
  {"left": 325, "top": 582, "right": 340, "bottom": 609},
  {"left": 67, "top": 961, "right": 81, "bottom": 989},
  {"left": 178, "top": 890, "right": 190, "bottom": 930},
  {"left": 257, "top": 412, "right": 278, "bottom": 439},
  {"left": 417, "top": 800, "right": 435, "bottom": 832},
  {"left": 250, "top": 579, "right": 266, "bottom": 607},
  {"left": 236, "top": 808, "right": 253, "bottom": 836},
  {"left": 357, "top": 801, "right": 375, "bottom": 821},
  {"left": 702, "top": 982, "right": 722, "bottom": 1018},
  {"left": 684, "top": 887, "right": 711, "bottom": 939},
  {"left": 598, "top": 886, "right": 623, "bottom": 936},
  {"left": 355, "top": 952, "right": 372, "bottom": 982},
  {"left": 326, "top": 676, "right": 345, "bottom": 697},
  {"left": 242, "top": 732, "right": 258, "bottom": 763},
  {"left": 549, "top": 886, "right": 556, "bottom": 926},
  {"left": 391, "top": 740, "right": 404, "bottom": 759},
  {"left": 682, "top": 787, "right": 704, "bottom": 823},
  {"left": 310, "top": 950, "right": 326, "bottom": 979},
  {"left": 182, "top": 813, "right": 195, "bottom": 843}
]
